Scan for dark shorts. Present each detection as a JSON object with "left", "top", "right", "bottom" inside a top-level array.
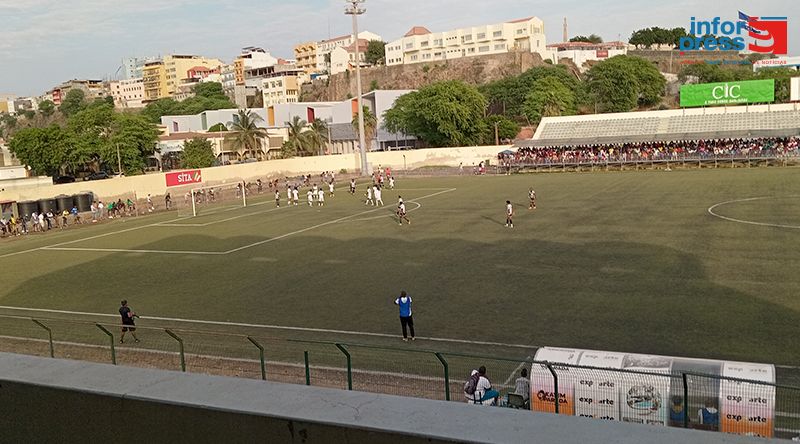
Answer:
[{"left": 122, "top": 324, "right": 136, "bottom": 332}]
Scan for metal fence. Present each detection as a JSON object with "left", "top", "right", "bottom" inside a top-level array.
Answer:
[{"left": 1, "top": 314, "right": 798, "bottom": 440}]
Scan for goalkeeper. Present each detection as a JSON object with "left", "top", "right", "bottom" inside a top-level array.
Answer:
[{"left": 119, "top": 300, "right": 141, "bottom": 344}]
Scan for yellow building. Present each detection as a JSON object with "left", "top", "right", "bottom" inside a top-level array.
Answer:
[
  {"left": 142, "top": 61, "right": 168, "bottom": 102},
  {"left": 293, "top": 41, "right": 318, "bottom": 75},
  {"left": 143, "top": 55, "right": 223, "bottom": 102}
]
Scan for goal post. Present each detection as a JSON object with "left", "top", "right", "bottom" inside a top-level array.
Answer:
[{"left": 181, "top": 181, "right": 247, "bottom": 217}]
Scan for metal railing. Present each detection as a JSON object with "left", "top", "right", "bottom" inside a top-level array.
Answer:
[{"left": 0, "top": 314, "right": 798, "bottom": 439}]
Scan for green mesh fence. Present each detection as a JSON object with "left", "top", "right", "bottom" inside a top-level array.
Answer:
[{"left": 2, "top": 314, "right": 800, "bottom": 440}]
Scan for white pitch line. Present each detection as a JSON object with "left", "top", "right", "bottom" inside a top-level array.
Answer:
[
  {"left": 503, "top": 356, "right": 532, "bottom": 386},
  {"left": 41, "top": 247, "right": 226, "bottom": 255},
  {"left": 345, "top": 202, "right": 422, "bottom": 222},
  {"left": 0, "top": 304, "right": 535, "bottom": 349},
  {"left": 708, "top": 196, "right": 800, "bottom": 230},
  {"left": 161, "top": 199, "right": 287, "bottom": 227},
  {"left": 0, "top": 216, "right": 186, "bottom": 259},
  {"left": 223, "top": 188, "right": 457, "bottom": 255}
]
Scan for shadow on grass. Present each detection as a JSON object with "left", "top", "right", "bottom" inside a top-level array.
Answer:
[{"left": 2, "top": 233, "right": 800, "bottom": 368}]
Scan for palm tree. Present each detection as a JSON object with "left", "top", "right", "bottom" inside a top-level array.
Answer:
[
  {"left": 351, "top": 106, "right": 377, "bottom": 152},
  {"left": 226, "top": 109, "right": 268, "bottom": 160},
  {"left": 284, "top": 115, "right": 312, "bottom": 157},
  {"left": 306, "top": 118, "right": 330, "bottom": 155}
]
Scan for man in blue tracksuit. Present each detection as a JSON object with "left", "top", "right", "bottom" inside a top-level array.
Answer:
[{"left": 394, "top": 291, "right": 415, "bottom": 341}]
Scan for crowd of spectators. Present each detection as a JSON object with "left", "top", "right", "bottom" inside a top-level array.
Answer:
[{"left": 501, "top": 136, "right": 800, "bottom": 165}]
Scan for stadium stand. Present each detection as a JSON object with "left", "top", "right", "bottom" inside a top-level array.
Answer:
[{"left": 519, "top": 103, "right": 800, "bottom": 147}]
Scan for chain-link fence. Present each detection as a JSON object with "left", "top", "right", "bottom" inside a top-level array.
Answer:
[{"left": 1, "top": 314, "right": 798, "bottom": 440}]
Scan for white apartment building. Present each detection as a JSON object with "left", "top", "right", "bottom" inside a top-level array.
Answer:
[
  {"left": 385, "top": 17, "right": 548, "bottom": 66},
  {"left": 108, "top": 78, "right": 145, "bottom": 109},
  {"left": 316, "top": 31, "right": 381, "bottom": 73},
  {"left": 261, "top": 70, "right": 302, "bottom": 107},
  {"left": 330, "top": 39, "right": 369, "bottom": 75},
  {"left": 122, "top": 56, "right": 160, "bottom": 80}
]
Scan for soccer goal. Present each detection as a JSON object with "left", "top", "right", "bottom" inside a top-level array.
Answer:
[{"left": 181, "top": 181, "right": 247, "bottom": 217}]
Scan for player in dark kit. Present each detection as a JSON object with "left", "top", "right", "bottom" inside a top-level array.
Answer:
[
  {"left": 119, "top": 300, "right": 140, "bottom": 344},
  {"left": 528, "top": 188, "right": 536, "bottom": 210}
]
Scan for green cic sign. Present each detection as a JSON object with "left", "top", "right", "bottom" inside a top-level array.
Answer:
[{"left": 680, "top": 79, "right": 775, "bottom": 107}]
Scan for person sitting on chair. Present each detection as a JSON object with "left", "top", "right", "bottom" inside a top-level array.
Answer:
[
  {"left": 512, "top": 368, "right": 530, "bottom": 407},
  {"left": 466, "top": 366, "right": 500, "bottom": 406}
]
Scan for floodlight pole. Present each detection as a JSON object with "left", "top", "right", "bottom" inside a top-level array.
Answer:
[{"left": 345, "top": 0, "right": 368, "bottom": 176}]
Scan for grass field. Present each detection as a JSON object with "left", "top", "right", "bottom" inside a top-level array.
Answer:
[{"left": 2, "top": 168, "right": 800, "bottom": 368}]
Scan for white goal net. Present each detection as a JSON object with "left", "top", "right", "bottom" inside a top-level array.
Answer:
[{"left": 179, "top": 181, "right": 247, "bottom": 217}]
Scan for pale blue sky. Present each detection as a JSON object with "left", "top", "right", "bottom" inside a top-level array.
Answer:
[{"left": 0, "top": 0, "right": 797, "bottom": 96}]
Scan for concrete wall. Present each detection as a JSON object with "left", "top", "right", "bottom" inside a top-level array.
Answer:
[
  {"left": 0, "top": 353, "right": 766, "bottom": 444},
  {"left": 0, "top": 145, "right": 507, "bottom": 202}
]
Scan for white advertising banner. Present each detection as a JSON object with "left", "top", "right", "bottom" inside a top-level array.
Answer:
[
  {"left": 573, "top": 351, "right": 625, "bottom": 421},
  {"left": 791, "top": 77, "right": 799, "bottom": 102},
  {"left": 720, "top": 362, "right": 775, "bottom": 438}
]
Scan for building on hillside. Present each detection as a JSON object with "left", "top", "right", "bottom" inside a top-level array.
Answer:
[
  {"left": 0, "top": 94, "right": 16, "bottom": 114},
  {"left": 315, "top": 31, "right": 382, "bottom": 73},
  {"left": 262, "top": 70, "right": 303, "bottom": 107},
  {"left": 122, "top": 56, "right": 160, "bottom": 80},
  {"left": 142, "top": 55, "right": 223, "bottom": 103},
  {"left": 385, "top": 17, "right": 548, "bottom": 66},
  {"left": 266, "top": 90, "right": 419, "bottom": 154},
  {"left": 46, "top": 80, "right": 109, "bottom": 106},
  {"left": 546, "top": 41, "right": 628, "bottom": 70},
  {"left": 221, "top": 64, "right": 236, "bottom": 99},
  {"left": 0, "top": 138, "right": 22, "bottom": 167},
  {"left": 108, "top": 78, "right": 145, "bottom": 109},
  {"left": 330, "top": 39, "right": 370, "bottom": 75},
  {"left": 234, "top": 47, "right": 278, "bottom": 86},
  {"left": 294, "top": 41, "right": 318, "bottom": 76}
]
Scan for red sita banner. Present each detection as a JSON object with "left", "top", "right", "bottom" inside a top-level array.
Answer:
[{"left": 165, "top": 169, "right": 203, "bottom": 187}]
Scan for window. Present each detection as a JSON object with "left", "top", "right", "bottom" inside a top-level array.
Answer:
[
  {"left": 462, "top": 35, "right": 472, "bottom": 42},
  {"left": 468, "top": 48, "right": 476, "bottom": 53},
  {"left": 477, "top": 32, "right": 486, "bottom": 39},
  {"left": 517, "top": 28, "right": 525, "bottom": 35},
  {"left": 494, "top": 44, "right": 505, "bottom": 50},
  {"left": 479, "top": 46, "right": 490, "bottom": 53},
  {"left": 410, "top": 55, "right": 418, "bottom": 61},
  {"left": 433, "top": 39, "right": 442, "bottom": 46},
  {"left": 493, "top": 31, "right": 502, "bottom": 37},
  {"left": 406, "top": 42, "right": 413, "bottom": 49},
  {"left": 421, "top": 41, "right": 429, "bottom": 47}
]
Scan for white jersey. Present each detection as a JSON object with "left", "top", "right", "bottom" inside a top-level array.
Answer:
[
  {"left": 506, "top": 203, "right": 513, "bottom": 215},
  {"left": 367, "top": 188, "right": 373, "bottom": 198},
  {"left": 329, "top": 183, "right": 334, "bottom": 192},
  {"left": 287, "top": 188, "right": 292, "bottom": 200},
  {"left": 292, "top": 189, "right": 299, "bottom": 200},
  {"left": 399, "top": 203, "right": 407, "bottom": 214},
  {"left": 375, "top": 189, "right": 382, "bottom": 200},
  {"left": 307, "top": 191, "right": 314, "bottom": 201},
  {"left": 318, "top": 190, "right": 325, "bottom": 201}
]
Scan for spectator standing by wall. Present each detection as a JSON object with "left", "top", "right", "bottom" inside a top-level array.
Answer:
[
  {"left": 394, "top": 291, "right": 415, "bottom": 341},
  {"left": 119, "top": 300, "right": 140, "bottom": 344}
]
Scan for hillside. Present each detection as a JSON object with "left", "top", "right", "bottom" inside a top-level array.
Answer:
[{"left": 300, "top": 51, "right": 573, "bottom": 102}]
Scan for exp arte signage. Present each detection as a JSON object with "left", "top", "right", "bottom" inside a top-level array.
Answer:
[
  {"left": 680, "top": 79, "right": 774, "bottom": 107},
  {"left": 165, "top": 169, "right": 203, "bottom": 187}
]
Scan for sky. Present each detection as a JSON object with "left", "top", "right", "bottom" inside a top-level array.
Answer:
[{"left": 0, "top": 0, "right": 797, "bottom": 96}]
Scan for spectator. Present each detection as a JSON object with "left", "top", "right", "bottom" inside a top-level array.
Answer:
[
  {"left": 513, "top": 368, "right": 530, "bottom": 406},
  {"left": 465, "top": 366, "right": 499, "bottom": 406},
  {"left": 670, "top": 395, "right": 686, "bottom": 426},
  {"left": 698, "top": 398, "right": 719, "bottom": 429}
]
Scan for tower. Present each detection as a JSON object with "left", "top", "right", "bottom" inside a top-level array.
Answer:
[{"left": 563, "top": 17, "right": 568, "bottom": 42}]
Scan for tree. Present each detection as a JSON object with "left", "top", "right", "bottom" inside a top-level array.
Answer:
[
  {"left": 226, "top": 109, "right": 268, "bottom": 160},
  {"left": 22, "top": 110, "right": 36, "bottom": 120},
  {"left": 570, "top": 34, "right": 603, "bottom": 43},
  {"left": 38, "top": 100, "right": 55, "bottom": 117},
  {"left": 523, "top": 77, "right": 577, "bottom": 123},
  {"left": 208, "top": 123, "right": 228, "bottom": 132},
  {"left": 8, "top": 126, "right": 71, "bottom": 176},
  {"left": 365, "top": 40, "right": 387, "bottom": 65},
  {"left": 193, "top": 82, "right": 227, "bottom": 99},
  {"left": 352, "top": 106, "right": 377, "bottom": 151},
  {"left": 484, "top": 115, "right": 520, "bottom": 144},
  {"left": 0, "top": 114, "right": 18, "bottom": 138},
  {"left": 585, "top": 55, "right": 666, "bottom": 111},
  {"left": 283, "top": 116, "right": 312, "bottom": 157},
  {"left": 140, "top": 83, "right": 235, "bottom": 124},
  {"left": 481, "top": 65, "right": 579, "bottom": 120},
  {"left": 307, "top": 118, "right": 329, "bottom": 155},
  {"left": 107, "top": 113, "right": 159, "bottom": 174},
  {"left": 59, "top": 89, "right": 86, "bottom": 117},
  {"left": 383, "top": 80, "right": 488, "bottom": 147},
  {"left": 181, "top": 138, "right": 216, "bottom": 168}
]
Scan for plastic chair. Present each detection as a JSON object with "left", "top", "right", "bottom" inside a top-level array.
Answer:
[{"left": 507, "top": 393, "right": 527, "bottom": 409}]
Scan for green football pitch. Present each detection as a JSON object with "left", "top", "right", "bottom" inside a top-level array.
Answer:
[{"left": 1, "top": 168, "right": 800, "bottom": 366}]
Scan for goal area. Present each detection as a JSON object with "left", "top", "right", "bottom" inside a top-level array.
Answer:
[{"left": 179, "top": 182, "right": 247, "bottom": 217}]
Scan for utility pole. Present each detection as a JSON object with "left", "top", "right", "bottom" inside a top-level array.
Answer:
[
  {"left": 494, "top": 122, "right": 500, "bottom": 145},
  {"left": 116, "top": 143, "right": 123, "bottom": 174},
  {"left": 345, "top": 0, "right": 368, "bottom": 176}
]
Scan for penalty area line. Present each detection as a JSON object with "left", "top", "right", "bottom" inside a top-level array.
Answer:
[{"left": 0, "top": 304, "right": 535, "bottom": 350}]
